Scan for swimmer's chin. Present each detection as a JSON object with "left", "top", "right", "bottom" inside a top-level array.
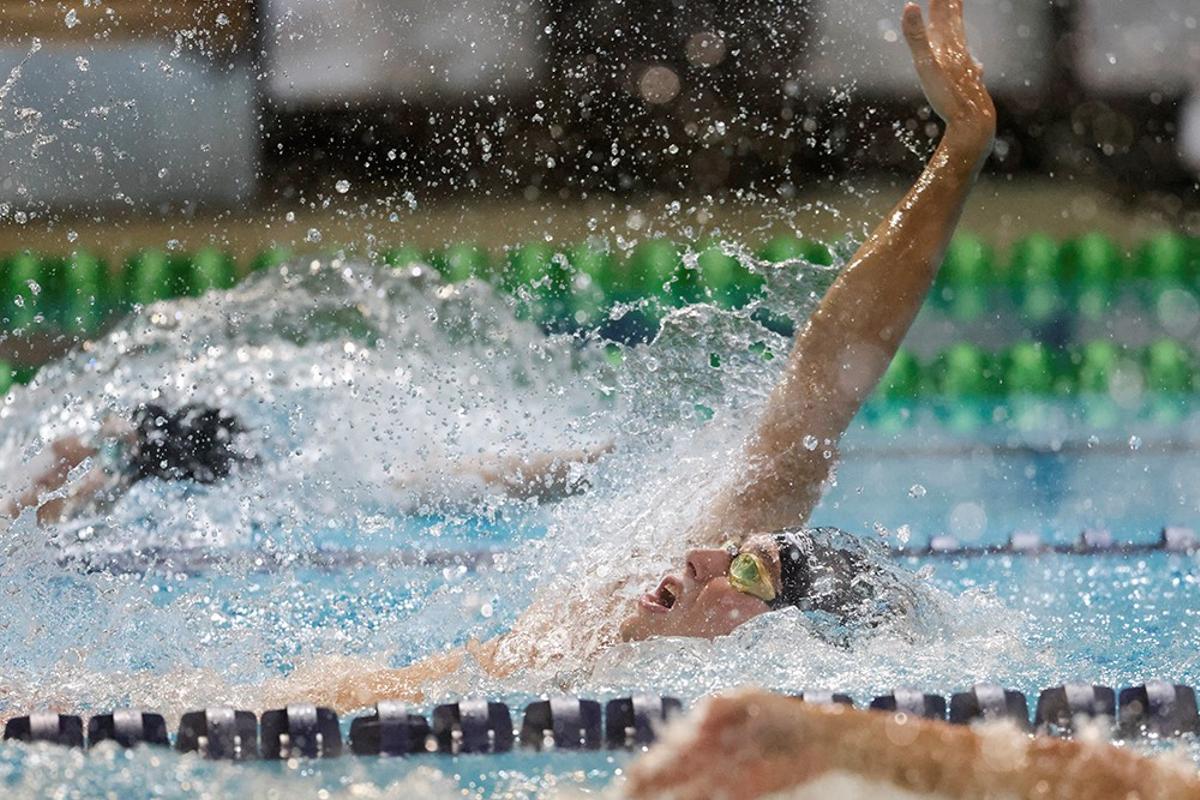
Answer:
[{"left": 619, "top": 603, "right": 674, "bottom": 642}]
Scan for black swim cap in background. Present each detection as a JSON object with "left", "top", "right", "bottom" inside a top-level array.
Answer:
[{"left": 126, "top": 403, "right": 248, "bottom": 484}]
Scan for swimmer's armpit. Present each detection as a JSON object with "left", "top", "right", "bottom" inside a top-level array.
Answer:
[{"left": 627, "top": 688, "right": 1200, "bottom": 800}]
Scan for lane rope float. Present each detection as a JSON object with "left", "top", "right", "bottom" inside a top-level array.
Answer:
[{"left": 4, "top": 681, "right": 1197, "bottom": 760}]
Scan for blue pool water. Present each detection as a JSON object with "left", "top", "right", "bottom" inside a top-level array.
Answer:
[
  {"left": 2, "top": 419, "right": 1196, "bottom": 798},
  {"left": 1, "top": 262, "right": 1198, "bottom": 796}
]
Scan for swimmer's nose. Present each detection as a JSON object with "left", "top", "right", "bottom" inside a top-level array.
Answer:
[{"left": 685, "top": 548, "right": 732, "bottom": 583}]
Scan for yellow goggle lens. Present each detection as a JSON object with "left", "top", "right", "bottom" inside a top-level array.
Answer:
[{"left": 728, "top": 552, "right": 777, "bottom": 603}]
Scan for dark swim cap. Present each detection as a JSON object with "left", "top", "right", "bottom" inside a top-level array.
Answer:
[
  {"left": 771, "top": 527, "right": 917, "bottom": 629},
  {"left": 126, "top": 403, "right": 248, "bottom": 484},
  {"left": 773, "top": 530, "right": 812, "bottom": 609}
]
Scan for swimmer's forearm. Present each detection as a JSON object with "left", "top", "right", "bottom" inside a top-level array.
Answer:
[
  {"left": 714, "top": 130, "right": 991, "bottom": 537},
  {"left": 699, "top": 2, "right": 997, "bottom": 541},
  {"left": 628, "top": 689, "right": 1200, "bottom": 800},
  {"left": 285, "top": 639, "right": 512, "bottom": 712},
  {"left": 779, "top": 0, "right": 997, "bottom": 441},
  {"left": 774, "top": 124, "right": 991, "bottom": 436}
]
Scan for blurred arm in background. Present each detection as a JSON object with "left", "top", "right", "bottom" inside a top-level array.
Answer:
[
  {"left": 4, "top": 435, "right": 99, "bottom": 525},
  {"left": 453, "top": 441, "right": 614, "bottom": 502},
  {"left": 2, "top": 419, "right": 133, "bottom": 525}
]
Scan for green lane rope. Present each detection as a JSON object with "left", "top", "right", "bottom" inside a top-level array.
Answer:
[
  {"left": 2, "top": 233, "right": 1200, "bottom": 390},
  {"left": 874, "top": 339, "right": 1197, "bottom": 400},
  {"left": 3, "top": 233, "right": 1199, "bottom": 337}
]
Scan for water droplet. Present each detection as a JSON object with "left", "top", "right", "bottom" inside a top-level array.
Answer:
[
  {"left": 157, "top": 167, "right": 169, "bottom": 179},
  {"left": 1128, "top": 435, "right": 1142, "bottom": 451},
  {"left": 216, "top": 12, "right": 230, "bottom": 27},
  {"left": 75, "top": 56, "right": 89, "bottom": 72},
  {"left": 908, "top": 483, "right": 927, "bottom": 498},
  {"left": 66, "top": 230, "right": 77, "bottom": 243},
  {"left": 64, "top": 9, "right": 78, "bottom": 28},
  {"left": 166, "top": 239, "right": 181, "bottom": 251},
  {"left": 305, "top": 228, "right": 322, "bottom": 243},
  {"left": 335, "top": 179, "right": 350, "bottom": 194},
  {"left": 802, "top": 435, "right": 818, "bottom": 451},
  {"left": 285, "top": 211, "right": 295, "bottom": 222}
]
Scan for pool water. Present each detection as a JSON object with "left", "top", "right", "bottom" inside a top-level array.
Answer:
[
  {"left": 2, "top": 415, "right": 1196, "bottom": 798},
  {"left": 1, "top": 261, "right": 1198, "bottom": 797}
]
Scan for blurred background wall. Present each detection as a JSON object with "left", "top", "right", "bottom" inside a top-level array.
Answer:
[{"left": 0, "top": 0, "right": 1196, "bottom": 213}]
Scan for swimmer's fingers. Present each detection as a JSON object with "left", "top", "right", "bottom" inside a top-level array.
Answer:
[
  {"left": 902, "top": 6, "right": 939, "bottom": 84},
  {"left": 903, "top": 4, "right": 954, "bottom": 118},
  {"left": 904, "top": 1, "right": 992, "bottom": 133},
  {"left": 928, "top": 0, "right": 966, "bottom": 55},
  {"left": 930, "top": 0, "right": 983, "bottom": 80}
]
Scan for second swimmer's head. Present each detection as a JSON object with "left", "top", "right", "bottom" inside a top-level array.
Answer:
[{"left": 127, "top": 403, "right": 250, "bottom": 485}]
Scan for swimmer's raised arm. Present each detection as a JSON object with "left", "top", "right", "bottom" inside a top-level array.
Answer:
[{"left": 700, "top": 0, "right": 996, "bottom": 540}]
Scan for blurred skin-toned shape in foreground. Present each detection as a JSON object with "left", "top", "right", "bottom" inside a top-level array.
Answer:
[{"left": 627, "top": 689, "right": 1200, "bottom": 800}]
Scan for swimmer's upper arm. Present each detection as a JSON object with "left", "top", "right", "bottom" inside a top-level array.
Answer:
[{"left": 698, "top": 0, "right": 996, "bottom": 541}]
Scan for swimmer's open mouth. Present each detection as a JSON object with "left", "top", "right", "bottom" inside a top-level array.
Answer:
[{"left": 640, "top": 576, "right": 682, "bottom": 613}]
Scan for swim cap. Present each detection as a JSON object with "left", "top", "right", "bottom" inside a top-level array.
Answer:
[
  {"left": 771, "top": 527, "right": 917, "bottom": 630},
  {"left": 773, "top": 530, "right": 812, "bottom": 609},
  {"left": 126, "top": 403, "right": 248, "bottom": 484}
]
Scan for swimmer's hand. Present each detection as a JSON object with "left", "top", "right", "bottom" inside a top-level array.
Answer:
[{"left": 903, "top": 1, "right": 996, "bottom": 155}]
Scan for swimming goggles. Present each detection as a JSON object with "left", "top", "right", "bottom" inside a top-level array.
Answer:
[{"left": 723, "top": 542, "right": 778, "bottom": 605}]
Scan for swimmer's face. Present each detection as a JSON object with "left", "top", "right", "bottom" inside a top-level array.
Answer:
[{"left": 618, "top": 534, "right": 783, "bottom": 642}]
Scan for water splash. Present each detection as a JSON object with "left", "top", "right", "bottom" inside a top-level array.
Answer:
[{"left": 0, "top": 250, "right": 846, "bottom": 707}]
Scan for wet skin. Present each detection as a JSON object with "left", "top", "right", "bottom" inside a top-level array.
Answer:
[{"left": 618, "top": 533, "right": 785, "bottom": 641}]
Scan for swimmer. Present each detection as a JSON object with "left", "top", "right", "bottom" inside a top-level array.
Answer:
[
  {"left": 2, "top": 404, "right": 249, "bottom": 526},
  {"left": 278, "top": 0, "right": 998, "bottom": 710},
  {"left": 4, "top": 403, "right": 611, "bottom": 526},
  {"left": 627, "top": 688, "right": 1200, "bottom": 800}
]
